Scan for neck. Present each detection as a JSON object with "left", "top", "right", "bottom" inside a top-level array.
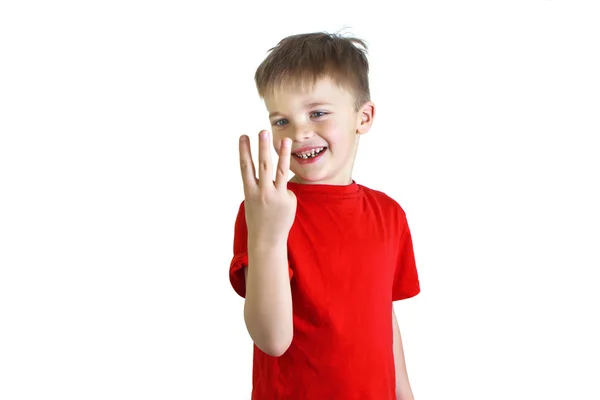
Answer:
[{"left": 290, "top": 175, "right": 353, "bottom": 185}]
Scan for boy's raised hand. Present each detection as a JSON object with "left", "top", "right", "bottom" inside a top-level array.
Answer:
[{"left": 239, "top": 130, "right": 297, "bottom": 247}]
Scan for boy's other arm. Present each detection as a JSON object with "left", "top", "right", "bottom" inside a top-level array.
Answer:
[{"left": 393, "top": 308, "right": 415, "bottom": 400}]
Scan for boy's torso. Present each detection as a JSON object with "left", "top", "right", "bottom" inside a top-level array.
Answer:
[{"left": 251, "top": 184, "right": 403, "bottom": 399}]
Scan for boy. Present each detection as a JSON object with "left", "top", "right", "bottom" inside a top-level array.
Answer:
[{"left": 229, "top": 32, "right": 420, "bottom": 399}]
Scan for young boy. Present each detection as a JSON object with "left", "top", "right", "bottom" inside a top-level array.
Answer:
[{"left": 229, "top": 32, "right": 420, "bottom": 399}]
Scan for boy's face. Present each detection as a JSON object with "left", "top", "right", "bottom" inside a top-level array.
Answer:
[{"left": 264, "top": 76, "right": 374, "bottom": 185}]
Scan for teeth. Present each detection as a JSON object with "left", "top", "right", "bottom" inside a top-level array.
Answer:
[{"left": 296, "top": 147, "right": 324, "bottom": 158}]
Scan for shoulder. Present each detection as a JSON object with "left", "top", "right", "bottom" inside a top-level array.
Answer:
[{"left": 357, "top": 184, "right": 407, "bottom": 217}]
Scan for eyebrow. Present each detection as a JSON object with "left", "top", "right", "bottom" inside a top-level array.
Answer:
[{"left": 269, "top": 102, "right": 333, "bottom": 119}]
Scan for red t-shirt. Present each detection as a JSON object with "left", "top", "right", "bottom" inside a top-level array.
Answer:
[{"left": 229, "top": 180, "right": 420, "bottom": 399}]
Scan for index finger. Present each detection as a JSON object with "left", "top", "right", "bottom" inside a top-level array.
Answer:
[
  {"left": 239, "top": 134, "right": 257, "bottom": 193},
  {"left": 274, "top": 137, "right": 292, "bottom": 189}
]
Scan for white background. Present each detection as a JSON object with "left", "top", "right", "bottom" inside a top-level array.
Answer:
[{"left": 1, "top": 1, "right": 599, "bottom": 399}]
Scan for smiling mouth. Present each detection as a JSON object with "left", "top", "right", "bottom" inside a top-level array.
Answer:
[{"left": 293, "top": 147, "right": 327, "bottom": 159}]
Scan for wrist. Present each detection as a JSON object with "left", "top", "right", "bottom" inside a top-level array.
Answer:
[{"left": 248, "top": 240, "right": 287, "bottom": 257}]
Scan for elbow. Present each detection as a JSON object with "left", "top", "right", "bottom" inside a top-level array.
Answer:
[
  {"left": 243, "top": 297, "right": 294, "bottom": 357},
  {"left": 244, "top": 308, "right": 293, "bottom": 357},
  {"left": 246, "top": 324, "right": 293, "bottom": 357},
  {"left": 259, "top": 334, "right": 293, "bottom": 357}
]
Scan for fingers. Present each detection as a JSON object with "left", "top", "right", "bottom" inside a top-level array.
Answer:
[
  {"left": 275, "top": 138, "right": 292, "bottom": 189},
  {"left": 239, "top": 134, "right": 257, "bottom": 193},
  {"left": 257, "top": 130, "right": 272, "bottom": 189},
  {"left": 240, "top": 130, "right": 288, "bottom": 193}
]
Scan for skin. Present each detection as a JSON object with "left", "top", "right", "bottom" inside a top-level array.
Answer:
[
  {"left": 238, "top": 76, "right": 414, "bottom": 399},
  {"left": 238, "top": 132, "right": 295, "bottom": 357},
  {"left": 394, "top": 308, "right": 415, "bottom": 400},
  {"left": 265, "top": 76, "right": 372, "bottom": 185}
]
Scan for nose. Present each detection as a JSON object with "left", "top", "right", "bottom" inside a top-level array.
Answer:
[{"left": 291, "top": 123, "right": 314, "bottom": 142}]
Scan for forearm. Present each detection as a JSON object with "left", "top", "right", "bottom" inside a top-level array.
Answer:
[
  {"left": 393, "top": 309, "right": 414, "bottom": 400},
  {"left": 243, "top": 240, "right": 293, "bottom": 357}
]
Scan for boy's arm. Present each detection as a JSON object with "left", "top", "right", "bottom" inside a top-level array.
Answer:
[
  {"left": 243, "top": 243, "right": 293, "bottom": 357},
  {"left": 393, "top": 308, "right": 415, "bottom": 400},
  {"left": 238, "top": 132, "right": 295, "bottom": 358}
]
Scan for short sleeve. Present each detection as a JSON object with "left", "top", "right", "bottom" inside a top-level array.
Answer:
[
  {"left": 392, "top": 210, "right": 421, "bottom": 301},
  {"left": 229, "top": 201, "right": 294, "bottom": 298}
]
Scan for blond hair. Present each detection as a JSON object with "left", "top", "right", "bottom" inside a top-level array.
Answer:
[{"left": 254, "top": 31, "right": 371, "bottom": 111}]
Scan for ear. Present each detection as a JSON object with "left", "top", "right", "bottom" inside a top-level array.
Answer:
[{"left": 356, "top": 101, "right": 375, "bottom": 134}]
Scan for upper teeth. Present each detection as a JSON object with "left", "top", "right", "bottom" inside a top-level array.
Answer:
[{"left": 295, "top": 147, "right": 325, "bottom": 158}]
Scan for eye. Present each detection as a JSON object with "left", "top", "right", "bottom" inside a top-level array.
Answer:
[
  {"left": 311, "top": 111, "right": 327, "bottom": 118},
  {"left": 273, "top": 119, "right": 288, "bottom": 127}
]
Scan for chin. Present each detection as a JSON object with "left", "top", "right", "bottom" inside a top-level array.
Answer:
[
  {"left": 290, "top": 172, "right": 318, "bottom": 183},
  {"left": 292, "top": 172, "right": 333, "bottom": 184}
]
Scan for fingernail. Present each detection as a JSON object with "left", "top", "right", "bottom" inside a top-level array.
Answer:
[
  {"left": 260, "top": 130, "right": 268, "bottom": 139},
  {"left": 282, "top": 138, "right": 290, "bottom": 147}
]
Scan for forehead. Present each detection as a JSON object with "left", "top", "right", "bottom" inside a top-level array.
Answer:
[{"left": 264, "top": 76, "right": 353, "bottom": 113}]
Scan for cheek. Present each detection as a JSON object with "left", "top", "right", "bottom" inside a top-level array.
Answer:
[
  {"left": 321, "top": 122, "right": 351, "bottom": 147},
  {"left": 319, "top": 121, "right": 340, "bottom": 139}
]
